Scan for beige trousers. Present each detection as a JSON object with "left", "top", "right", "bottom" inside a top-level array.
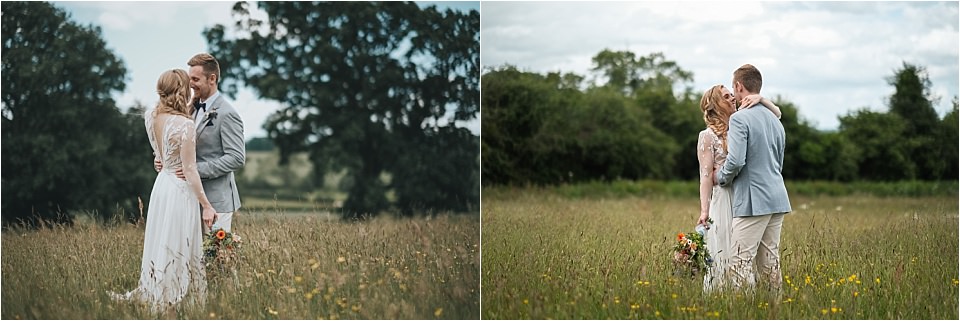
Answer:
[
  {"left": 211, "top": 212, "right": 234, "bottom": 233},
  {"left": 727, "top": 213, "right": 784, "bottom": 291}
]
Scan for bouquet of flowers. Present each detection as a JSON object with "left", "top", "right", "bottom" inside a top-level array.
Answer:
[
  {"left": 203, "top": 228, "right": 242, "bottom": 275},
  {"left": 672, "top": 221, "right": 713, "bottom": 276}
]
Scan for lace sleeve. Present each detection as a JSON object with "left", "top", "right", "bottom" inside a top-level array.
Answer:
[
  {"left": 697, "top": 130, "right": 715, "bottom": 217},
  {"left": 177, "top": 118, "right": 211, "bottom": 208},
  {"left": 697, "top": 130, "right": 716, "bottom": 178}
]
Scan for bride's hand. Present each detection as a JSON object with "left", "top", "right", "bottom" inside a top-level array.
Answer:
[
  {"left": 741, "top": 94, "right": 763, "bottom": 109},
  {"left": 697, "top": 212, "right": 710, "bottom": 226},
  {"left": 201, "top": 207, "right": 216, "bottom": 229}
]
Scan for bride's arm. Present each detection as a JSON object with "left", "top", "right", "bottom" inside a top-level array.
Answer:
[
  {"left": 742, "top": 94, "right": 782, "bottom": 119},
  {"left": 180, "top": 123, "right": 217, "bottom": 226},
  {"left": 696, "top": 131, "right": 714, "bottom": 225}
]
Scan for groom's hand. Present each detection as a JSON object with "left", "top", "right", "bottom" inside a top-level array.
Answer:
[
  {"left": 175, "top": 169, "right": 186, "bottom": 180},
  {"left": 154, "top": 158, "right": 162, "bottom": 172}
]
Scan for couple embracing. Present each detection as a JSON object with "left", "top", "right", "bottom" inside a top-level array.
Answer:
[
  {"left": 696, "top": 64, "right": 792, "bottom": 293},
  {"left": 110, "top": 53, "right": 245, "bottom": 311}
]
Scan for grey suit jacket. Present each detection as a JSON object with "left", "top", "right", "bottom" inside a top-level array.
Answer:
[
  {"left": 715, "top": 104, "right": 791, "bottom": 217},
  {"left": 196, "top": 94, "right": 245, "bottom": 213}
]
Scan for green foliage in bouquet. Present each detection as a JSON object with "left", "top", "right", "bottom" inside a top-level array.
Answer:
[
  {"left": 672, "top": 228, "right": 712, "bottom": 277},
  {"left": 203, "top": 228, "right": 242, "bottom": 276}
]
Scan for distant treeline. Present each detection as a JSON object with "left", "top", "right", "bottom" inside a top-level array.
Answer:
[
  {"left": 481, "top": 50, "right": 959, "bottom": 185},
  {"left": 245, "top": 137, "right": 275, "bottom": 152},
  {"left": 482, "top": 180, "right": 958, "bottom": 200}
]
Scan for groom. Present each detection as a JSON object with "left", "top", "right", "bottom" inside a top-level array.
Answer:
[
  {"left": 187, "top": 53, "right": 245, "bottom": 232},
  {"left": 714, "top": 64, "right": 792, "bottom": 292},
  {"left": 158, "top": 53, "right": 245, "bottom": 232}
]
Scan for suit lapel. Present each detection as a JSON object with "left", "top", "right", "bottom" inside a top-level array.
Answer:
[{"left": 196, "top": 96, "right": 221, "bottom": 136}]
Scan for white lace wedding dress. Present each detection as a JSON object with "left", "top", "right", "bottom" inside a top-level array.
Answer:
[
  {"left": 111, "top": 111, "right": 206, "bottom": 311},
  {"left": 697, "top": 128, "right": 733, "bottom": 292}
]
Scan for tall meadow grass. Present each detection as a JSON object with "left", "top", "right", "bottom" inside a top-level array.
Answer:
[
  {"left": 481, "top": 187, "right": 959, "bottom": 319},
  {"left": 2, "top": 209, "right": 480, "bottom": 319}
]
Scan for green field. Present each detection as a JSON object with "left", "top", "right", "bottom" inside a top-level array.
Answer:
[
  {"left": 481, "top": 186, "right": 959, "bottom": 319},
  {"left": 2, "top": 210, "right": 480, "bottom": 319}
]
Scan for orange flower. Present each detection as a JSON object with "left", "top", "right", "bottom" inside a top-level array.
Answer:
[
  {"left": 677, "top": 233, "right": 685, "bottom": 242},
  {"left": 216, "top": 230, "right": 226, "bottom": 240}
]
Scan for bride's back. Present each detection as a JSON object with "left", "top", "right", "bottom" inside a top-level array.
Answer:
[{"left": 147, "top": 112, "right": 194, "bottom": 172}]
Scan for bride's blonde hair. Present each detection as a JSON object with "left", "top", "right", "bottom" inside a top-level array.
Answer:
[
  {"left": 700, "top": 85, "right": 735, "bottom": 152},
  {"left": 153, "top": 69, "right": 193, "bottom": 118}
]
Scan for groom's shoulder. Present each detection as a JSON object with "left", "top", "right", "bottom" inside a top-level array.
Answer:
[
  {"left": 735, "top": 105, "right": 765, "bottom": 119},
  {"left": 214, "top": 96, "right": 238, "bottom": 113}
]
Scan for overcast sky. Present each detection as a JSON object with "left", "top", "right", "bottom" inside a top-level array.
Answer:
[
  {"left": 53, "top": 1, "right": 480, "bottom": 140},
  {"left": 481, "top": 1, "right": 959, "bottom": 131}
]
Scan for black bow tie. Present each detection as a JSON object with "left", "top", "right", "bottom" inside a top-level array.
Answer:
[{"left": 195, "top": 101, "right": 206, "bottom": 112}]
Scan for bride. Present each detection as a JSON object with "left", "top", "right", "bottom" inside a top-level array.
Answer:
[
  {"left": 696, "top": 84, "right": 780, "bottom": 292},
  {"left": 111, "top": 69, "right": 217, "bottom": 311}
]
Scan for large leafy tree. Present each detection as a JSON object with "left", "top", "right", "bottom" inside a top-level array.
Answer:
[
  {"left": 2, "top": 2, "right": 152, "bottom": 226},
  {"left": 205, "top": 1, "right": 479, "bottom": 218},
  {"left": 886, "top": 63, "right": 948, "bottom": 180},
  {"left": 590, "top": 50, "right": 700, "bottom": 179}
]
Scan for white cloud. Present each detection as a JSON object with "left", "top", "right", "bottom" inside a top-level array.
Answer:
[{"left": 85, "top": 2, "right": 179, "bottom": 31}]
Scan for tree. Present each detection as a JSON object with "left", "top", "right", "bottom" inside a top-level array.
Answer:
[
  {"left": 205, "top": 1, "right": 479, "bottom": 218},
  {"left": 481, "top": 66, "right": 560, "bottom": 184},
  {"left": 887, "top": 63, "right": 944, "bottom": 179},
  {"left": 936, "top": 97, "right": 959, "bottom": 179},
  {"left": 481, "top": 65, "right": 678, "bottom": 185},
  {"left": 590, "top": 50, "right": 699, "bottom": 179},
  {"left": 589, "top": 50, "right": 694, "bottom": 96},
  {"left": 839, "top": 110, "right": 915, "bottom": 180},
  {"left": 2, "top": 2, "right": 151, "bottom": 226},
  {"left": 777, "top": 99, "right": 825, "bottom": 180},
  {"left": 888, "top": 62, "right": 940, "bottom": 136}
]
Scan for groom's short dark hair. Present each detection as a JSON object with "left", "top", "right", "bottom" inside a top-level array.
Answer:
[
  {"left": 734, "top": 64, "right": 762, "bottom": 93},
  {"left": 188, "top": 53, "right": 221, "bottom": 84}
]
